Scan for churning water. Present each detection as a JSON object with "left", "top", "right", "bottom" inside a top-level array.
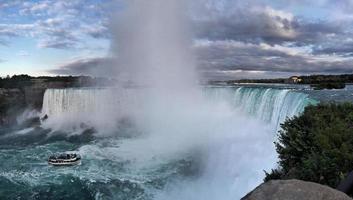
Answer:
[{"left": 0, "top": 86, "right": 315, "bottom": 200}]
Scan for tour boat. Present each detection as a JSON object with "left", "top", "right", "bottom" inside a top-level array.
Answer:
[{"left": 48, "top": 153, "right": 81, "bottom": 166}]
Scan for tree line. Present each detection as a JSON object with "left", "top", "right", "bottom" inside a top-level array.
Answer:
[
  {"left": 0, "top": 74, "right": 115, "bottom": 89},
  {"left": 222, "top": 74, "right": 353, "bottom": 85}
]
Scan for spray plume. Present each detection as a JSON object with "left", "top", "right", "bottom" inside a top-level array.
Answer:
[
  {"left": 40, "top": 0, "right": 283, "bottom": 199},
  {"left": 111, "top": 0, "right": 198, "bottom": 92}
]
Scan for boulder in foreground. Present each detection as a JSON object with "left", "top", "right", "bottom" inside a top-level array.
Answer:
[{"left": 242, "top": 180, "right": 352, "bottom": 200}]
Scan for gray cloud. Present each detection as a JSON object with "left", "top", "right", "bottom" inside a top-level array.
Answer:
[
  {"left": 48, "top": 39, "right": 353, "bottom": 80},
  {"left": 48, "top": 57, "right": 115, "bottom": 77},
  {"left": 193, "top": 7, "right": 298, "bottom": 44},
  {"left": 195, "top": 40, "right": 353, "bottom": 76},
  {"left": 4, "top": 0, "right": 353, "bottom": 79},
  {"left": 187, "top": 0, "right": 353, "bottom": 79},
  {"left": 192, "top": 0, "right": 347, "bottom": 47}
]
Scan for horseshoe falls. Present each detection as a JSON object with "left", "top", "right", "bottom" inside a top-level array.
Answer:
[
  {"left": 42, "top": 87, "right": 312, "bottom": 130},
  {"left": 0, "top": 86, "right": 315, "bottom": 200},
  {"left": 204, "top": 87, "right": 314, "bottom": 131}
]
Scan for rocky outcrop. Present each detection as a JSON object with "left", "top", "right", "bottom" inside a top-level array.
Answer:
[
  {"left": 242, "top": 180, "right": 352, "bottom": 200},
  {"left": 0, "top": 84, "right": 59, "bottom": 125},
  {"left": 0, "top": 87, "right": 46, "bottom": 126}
]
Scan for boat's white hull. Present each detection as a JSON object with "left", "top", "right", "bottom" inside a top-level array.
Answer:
[{"left": 48, "top": 159, "right": 81, "bottom": 166}]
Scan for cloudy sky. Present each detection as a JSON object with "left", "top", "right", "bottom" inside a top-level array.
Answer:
[{"left": 1, "top": 0, "right": 353, "bottom": 80}]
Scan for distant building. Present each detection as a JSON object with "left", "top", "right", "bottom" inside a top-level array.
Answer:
[{"left": 288, "top": 76, "right": 302, "bottom": 84}]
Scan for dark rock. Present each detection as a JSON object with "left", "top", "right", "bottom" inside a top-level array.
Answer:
[
  {"left": 23, "top": 86, "right": 46, "bottom": 109},
  {"left": 0, "top": 88, "right": 26, "bottom": 126},
  {"left": 242, "top": 180, "right": 352, "bottom": 200},
  {"left": 41, "top": 114, "right": 48, "bottom": 122}
]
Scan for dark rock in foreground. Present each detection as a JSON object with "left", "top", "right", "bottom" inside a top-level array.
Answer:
[{"left": 242, "top": 180, "right": 352, "bottom": 200}]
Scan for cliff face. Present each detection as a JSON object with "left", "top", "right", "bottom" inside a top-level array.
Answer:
[
  {"left": 24, "top": 87, "right": 46, "bottom": 110},
  {"left": 0, "top": 88, "right": 26, "bottom": 126},
  {"left": 0, "top": 86, "right": 48, "bottom": 126}
]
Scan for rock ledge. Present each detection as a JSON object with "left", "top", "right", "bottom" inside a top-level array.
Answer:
[{"left": 242, "top": 179, "right": 352, "bottom": 200}]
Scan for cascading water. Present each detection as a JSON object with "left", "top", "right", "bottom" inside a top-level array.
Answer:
[
  {"left": 41, "top": 88, "right": 142, "bottom": 133},
  {"left": 152, "top": 86, "right": 315, "bottom": 199},
  {"left": 204, "top": 87, "right": 315, "bottom": 131},
  {"left": 43, "top": 87, "right": 312, "bottom": 128},
  {"left": 42, "top": 88, "right": 142, "bottom": 117},
  {"left": 38, "top": 86, "right": 316, "bottom": 200},
  {"left": 233, "top": 87, "right": 312, "bottom": 129}
]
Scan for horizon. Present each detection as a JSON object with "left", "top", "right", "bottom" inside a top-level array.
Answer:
[
  {"left": 1, "top": 0, "right": 353, "bottom": 79},
  {"left": 3, "top": 72, "right": 353, "bottom": 82}
]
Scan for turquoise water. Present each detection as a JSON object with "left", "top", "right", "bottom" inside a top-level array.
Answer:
[{"left": 0, "top": 86, "right": 316, "bottom": 200}]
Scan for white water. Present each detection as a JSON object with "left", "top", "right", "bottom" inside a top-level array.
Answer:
[
  {"left": 40, "top": 87, "right": 313, "bottom": 149},
  {"left": 205, "top": 87, "right": 314, "bottom": 130},
  {"left": 41, "top": 87, "right": 312, "bottom": 132},
  {"left": 41, "top": 88, "right": 142, "bottom": 133},
  {"left": 40, "top": 86, "right": 314, "bottom": 199}
]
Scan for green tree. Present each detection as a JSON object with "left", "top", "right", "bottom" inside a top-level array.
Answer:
[{"left": 266, "top": 103, "right": 353, "bottom": 188}]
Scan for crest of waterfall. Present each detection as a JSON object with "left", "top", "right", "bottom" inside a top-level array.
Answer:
[
  {"left": 42, "top": 87, "right": 315, "bottom": 133},
  {"left": 204, "top": 87, "right": 316, "bottom": 131},
  {"left": 42, "top": 88, "right": 138, "bottom": 116}
]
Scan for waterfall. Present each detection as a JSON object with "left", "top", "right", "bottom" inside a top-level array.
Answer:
[
  {"left": 41, "top": 88, "right": 142, "bottom": 132},
  {"left": 154, "top": 87, "right": 316, "bottom": 200},
  {"left": 40, "top": 86, "right": 316, "bottom": 199},
  {"left": 42, "top": 87, "right": 315, "bottom": 132},
  {"left": 42, "top": 88, "right": 135, "bottom": 117},
  {"left": 204, "top": 87, "right": 315, "bottom": 130}
]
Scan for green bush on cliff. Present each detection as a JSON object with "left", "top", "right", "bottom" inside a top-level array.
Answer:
[{"left": 265, "top": 103, "right": 353, "bottom": 188}]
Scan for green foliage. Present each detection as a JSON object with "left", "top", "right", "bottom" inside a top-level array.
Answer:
[
  {"left": 222, "top": 73, "right": 353, "bottom": 85},
  {"left": 225, "top": 78, "right": 286, "bottom": 84},
  {"left": 311, "top": 82, "right": 346, "bottom": 90},
  {"left": 0, "top": 74, "right": 33, "bottom": 89},
  {"left": 264, "top": 169, "right": 282, "bottom": 182},
  {"left": 0, "top": 74, "right": 115, "bottom": 89},
  {"left": 266, "top": 103, "right": 353, "bottom": 187},
  {"left": 300, "top": 74, "right": 353, "bottom": 84}
]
